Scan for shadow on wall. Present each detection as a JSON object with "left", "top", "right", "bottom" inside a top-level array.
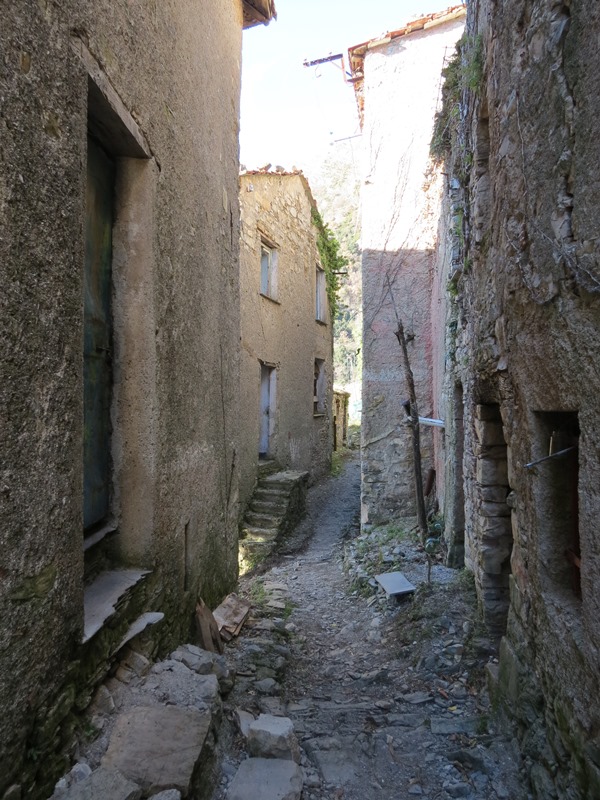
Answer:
[{"left": 360, "top": 247, "right": 440, "bottom": 526}]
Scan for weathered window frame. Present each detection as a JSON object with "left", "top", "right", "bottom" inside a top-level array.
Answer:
[
  {"left": 260, "top": 239, "right": 278, "bottom": 300},
  {"left": 316, "top": 265, "right": 327, "bottom": 323}
]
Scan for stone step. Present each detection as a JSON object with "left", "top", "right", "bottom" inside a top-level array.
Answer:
[
  {"left": 250, "top": 498, "right": 289, "bottom": 514},
  {"left": 240, "top": 469, "right": 308, "bottom": 572},
  {"left": 260, "top": 470, "right": 307, "bottom": 491},
  {"left": 240, "top": 526, "right": 279, "bottom": 542},
  {"left": 227, "top": 758, "right": 303, "bottom": 800},
  {"left": 257, "top": 459, "right": 281, "bottom": 479},
  {"left": 102, "top": 705, "right": 213, "bottom": 796},
  {"left": 254, "top": 486, "right": 290, "bottom": 500},
  {"left": 244, "top": 511, "right": 284, "bottom": 528}
]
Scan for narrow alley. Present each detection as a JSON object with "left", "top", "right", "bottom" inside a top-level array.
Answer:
[
  {"left": 210, "top": 455, "right": 527, "bottom": 800},
  {"left": 4, "top": 1, "right": 600, "bottom": 798}
]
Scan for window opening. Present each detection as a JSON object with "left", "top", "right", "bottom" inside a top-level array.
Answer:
[
  {"left": 316, "top": 266, "right": 326, "bottom": 322},
  {"left": 314, "top": 359, "right": 325, "bottom": 415},
  {"left": 532, "top": 411, "right": 580, "bottom": 598},
  {"left": 260, "top": 241, "right": 278, "bottom": 299}
]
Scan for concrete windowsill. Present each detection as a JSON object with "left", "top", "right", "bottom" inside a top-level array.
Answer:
[
  {"left": 313, "top": 413, "right": 326, "bottom": 418},
  {"left": 83, "top": 522, "right": 117, "bottom": 552},
  {"left": 260, "top": 292, "right": 280, "bottom": 305}
]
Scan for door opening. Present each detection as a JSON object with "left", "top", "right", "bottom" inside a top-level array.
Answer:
[
  {"left": 259, "top": 363, "right": 276, "bottom": 458},
  {"left": 83, "top": 136, "right": 115, "bottom": 531}
]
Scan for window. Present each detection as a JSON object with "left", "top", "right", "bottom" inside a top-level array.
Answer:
[
  {"left": 316, "top": 266, "right": 326, "bottom": 322},
  {"left": 532, "top": 411, "right": 580, "bottom": 598},
  {"left": 260, "top": 241, "right": 278, "bottom": 299},
  {"left": 313, "top": 359, "right": 325, "bottom": 415}
]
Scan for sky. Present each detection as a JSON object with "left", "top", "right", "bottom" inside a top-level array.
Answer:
[{"left": 240, "top": 0, "right": 458, "bottom": 178}]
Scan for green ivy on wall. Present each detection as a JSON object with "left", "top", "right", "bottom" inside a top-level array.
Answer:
[{"left": 311, "top": 206, "right": 345, "bottom": 319}]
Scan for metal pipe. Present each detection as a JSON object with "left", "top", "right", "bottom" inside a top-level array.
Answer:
[
  {"left": 418, "top": 416, "right": 445, "bottom": 428},
  {"left": 525, "top": 446, "right": 576, "bottom": 470}
]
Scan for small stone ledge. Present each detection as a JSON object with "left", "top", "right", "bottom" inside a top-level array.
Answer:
[
  {"left": 114, "top": 611, "right": 164, "bottom": 654},
  {"left": 83, "top": 570, "right": 150, "bottom": 643}
]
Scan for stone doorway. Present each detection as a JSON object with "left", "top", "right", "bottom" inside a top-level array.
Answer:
[{"left": 472, "top": 404, "right": 513, "bottom": 635}]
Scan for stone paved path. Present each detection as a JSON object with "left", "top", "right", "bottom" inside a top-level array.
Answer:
[{"left": 213, "top": 454, "right": 530, "bottom": 800}]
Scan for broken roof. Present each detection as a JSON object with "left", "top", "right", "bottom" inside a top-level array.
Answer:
[
  {"left": 347, "top": 4, "right": 466, "bottom": 126},
  {"left": 242, "top": 0, "right": 277, "bottom": 29}
]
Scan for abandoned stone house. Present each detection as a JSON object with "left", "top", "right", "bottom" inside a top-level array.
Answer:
[
  {"left": 238, "top": 170, "right": 334, "bottom": 514},
  {"left": 0, "top": 0, "right": 274, "bottom": 796},
  {"left": 347, "top": 6, "right": 466, "bottom": 527},
  {"left": 446, "top": 1, "right": 600, "bottom": 797},
  {"left": 351, "top": 0, "right": 600, "bottom": 796}
]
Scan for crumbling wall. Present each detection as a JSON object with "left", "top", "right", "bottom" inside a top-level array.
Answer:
[{"left": 449, "top": 0, "right": 600, "bottom": 795}]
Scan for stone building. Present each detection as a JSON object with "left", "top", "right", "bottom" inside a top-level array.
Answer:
[
  {"left": 333, "top": 389, "right": 351, "bottom": 451},
  {"left": 0, "top": 1, "right": 274, "bottom": 795},
  {"left": 238, "top": 171, "right": 334, "bottom": 513},
  {"left": 347, "top": 7, "right": 466, "bottom": 527},
  {"left": 441, "top": 0, "right": 600, "bottom": 796}
]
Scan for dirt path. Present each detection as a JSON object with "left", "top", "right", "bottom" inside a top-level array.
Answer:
[{"left": 213, "top": 454, "right": 529, "bottom": 800}]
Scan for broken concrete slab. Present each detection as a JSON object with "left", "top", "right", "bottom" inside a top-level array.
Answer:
[
  {"left": 247, "top": 714, "right": 300, "bottom": 762},
  {"left": 53, "top": 766, "right": 142, "bottom": 800},
  {"left": 227, "top": 758, "right": 303, "bottom": 800},
  {"left": 102, "top": 705, "right": 211, "bottom": 795},
  {"left": 374, "top": 571, "right": 416, "bottom": 597}
]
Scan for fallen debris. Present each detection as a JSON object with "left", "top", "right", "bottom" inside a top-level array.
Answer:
[
  {"left": 213, "top": 593, "right": 251, "bottom": 641},
  {"left": 195, "top": 598, "right": 224, "bottom": 653},
  {"left": 374, "top": 571, "right": 416, "bottom": 597}
]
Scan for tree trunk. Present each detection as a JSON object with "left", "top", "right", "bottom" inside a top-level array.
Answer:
[{"left": 394, "top": 320, "right": 428, "bottom": 543}]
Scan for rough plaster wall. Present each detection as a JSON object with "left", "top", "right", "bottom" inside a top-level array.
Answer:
[
  {"left": 238, "top": 173, "right": 333, "bottom": 513},
  {"left": 453, "top": 0, "right": 600, "bottom": 795},
  {"left": 360, "top": 19, "right": 465, "bottom": 526},
  {"left": 430, "top": 184, "right": 453, "bottom": 516},
  {"left": 0, "top": 0, "right": 244, "bottom": 792}
]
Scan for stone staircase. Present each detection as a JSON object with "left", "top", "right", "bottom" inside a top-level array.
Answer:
[{"left": 239, "top": 467, "right": 309, "bottom": 566}]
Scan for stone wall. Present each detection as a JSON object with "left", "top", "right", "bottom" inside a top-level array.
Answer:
[
  {"left": 0, "top": 1, "right": 262, "bottom": 795},
  {"left": 238, "top": 172, "right": 334, "bottom": 513},
  {"left": 447, "top": 0, "right": 600, "bottom": 795},
  {"left": 355, "top": 13, "right": 465, "bottom": 526},
  {"left": 333, "top": 390, "right": 350, "bottom": 450}
]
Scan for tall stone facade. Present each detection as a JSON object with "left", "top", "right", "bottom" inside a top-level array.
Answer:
[
  {"left": 0, "top": 2, "right": 273, "bottom": 795},
  {"left": 444, "top": 0, "right": 600, "bottom": 796},
  {"left": 348, "top": 7, "right": 466, "bottom": 527},
  {"left": 238, "top": 171, "right": 334, "bottom": 512}
]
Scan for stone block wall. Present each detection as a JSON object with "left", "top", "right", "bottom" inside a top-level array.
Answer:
[{"left": 445, "top": 0, "right": 600, "bottom": 795}]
